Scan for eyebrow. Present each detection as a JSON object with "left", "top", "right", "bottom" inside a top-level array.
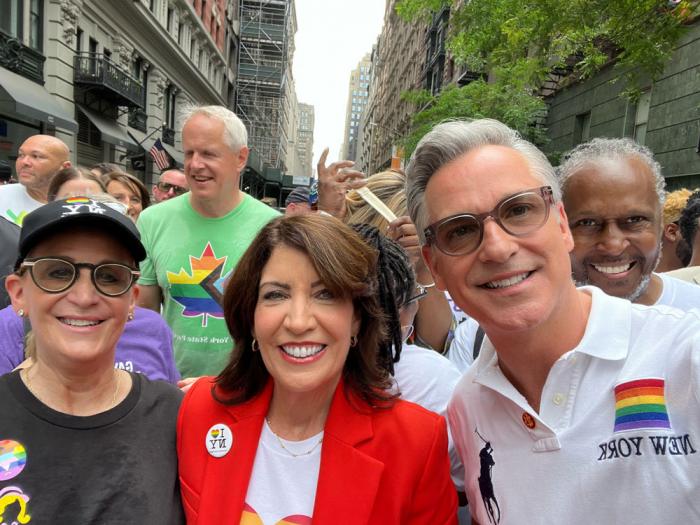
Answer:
[
  {"left": 569, "top": 209, "right": 655, "bottom": 218},
  {"left": 259, "top": 280, "right": 325, "bottom": 289}
]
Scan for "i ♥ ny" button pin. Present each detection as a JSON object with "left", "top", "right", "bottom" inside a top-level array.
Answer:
[{"left": 205, "top": 423, "right": 233, "bottom": 458}]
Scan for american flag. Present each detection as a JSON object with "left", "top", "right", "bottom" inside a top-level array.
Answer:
[{"left": 149, "top": 138, "right": 172, "bottom": 171}]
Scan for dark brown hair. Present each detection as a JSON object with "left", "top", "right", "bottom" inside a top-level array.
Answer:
[
  {"left": 101, "top": 171, "right": 151, "bottom": 209},
  {"left": 216, "top": 214, "right": 395, "bottom": 407},
  {"left": 47, "top": 166, "right": 106, "bottom": 201}
]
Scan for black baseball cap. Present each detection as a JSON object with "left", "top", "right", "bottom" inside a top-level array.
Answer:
[
  {"left": 16, "top": 197, "right": 146, "bottom": 269},
  {"left": 285, "top": 186, "right": 310, "bottom": 207}
]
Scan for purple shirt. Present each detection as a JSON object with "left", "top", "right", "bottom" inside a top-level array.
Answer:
[{"left": 0, "top": 305, "right": 180, "bottom": 383}]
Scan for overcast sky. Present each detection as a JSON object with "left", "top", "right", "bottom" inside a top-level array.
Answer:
[{"left": 293, "top": 0, "right": 386, "bottom": 173}]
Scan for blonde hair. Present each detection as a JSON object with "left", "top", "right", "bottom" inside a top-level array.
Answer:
[
  {"left": 345, "top": 170, "right": 407, "bottom": 229},
  {"left": 663, "top": 188, "right": 693, "bottom": 225}
]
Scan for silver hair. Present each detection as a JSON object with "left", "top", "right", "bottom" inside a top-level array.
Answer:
[
  {"left": 180, "top": 104, "right": 248, "bottom": 152},
  {"left": 405, "top": 119, "right": 561, "bottom": 243},
  {"left": 557, "top": 137, "right": 665, "bottom": 206}
]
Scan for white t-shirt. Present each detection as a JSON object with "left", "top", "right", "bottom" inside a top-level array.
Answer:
[
  {"left": 243, "top": 421, "right": 322, "bottom": 524},
  {"left": 449, "top": 286, "right": 700, "bottom": 525},
  {"left": 393, "top": 342, "right": 465, "bottom": 491},
  {"left": 655, "top": 272, "right": 700, "bottom": 311},
  {"left": 0, "top": 183, "right": 43, "bottom": 225},
  {"left": 446, "top": 291, "right": 470, "bottom": 324},
  {"left": 446, "top": 318, "right": 482, "bottom": 373}
]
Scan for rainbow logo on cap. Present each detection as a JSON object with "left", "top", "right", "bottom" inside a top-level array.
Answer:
[
  {"left": 65, "top": 197, "right": 91, "bottom": 204},
  {"left": 614, "top": 378, "right": 671, "bottom": 433}
]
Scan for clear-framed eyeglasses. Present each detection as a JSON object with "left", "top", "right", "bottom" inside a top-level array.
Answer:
[
  {"left": 20, "top": 257, "right": 140, "bottom": 297},
  {"left": 424, "top": 186, "right": 555, "bottom": 256}
]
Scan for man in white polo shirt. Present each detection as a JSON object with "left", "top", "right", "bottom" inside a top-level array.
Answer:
[{"left": 406, "top": 119, "right": 700, "bottom": 524}]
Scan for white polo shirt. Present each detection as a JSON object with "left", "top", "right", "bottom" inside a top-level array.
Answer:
[{"left": 448, "top": 286, "right": 700, "bottom": 525}]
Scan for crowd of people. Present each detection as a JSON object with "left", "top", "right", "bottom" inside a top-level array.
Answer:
[{"left": 0, "top": 104, "right": 699, "bottom": 524}]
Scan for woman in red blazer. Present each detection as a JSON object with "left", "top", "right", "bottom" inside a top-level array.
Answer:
[{"left": 177, "top": 215, "right": 457, "bottom": 524}]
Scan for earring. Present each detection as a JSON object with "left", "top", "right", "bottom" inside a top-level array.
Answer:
[
  {"left": 127, "top": 311, "right": 135, "bottom": 321},
  {"left": 350, "top": 335, "right": 358, "bottom": 347},
  {"left": 17, "top": 309, "right": 24, "bottom": 317},
  {"left": 251, "top": 338, "right": 260, "bottom": 352}
]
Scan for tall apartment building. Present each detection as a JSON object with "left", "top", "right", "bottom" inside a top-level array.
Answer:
[
  {"left": 357, "top": 42, "right": 379, "bottom": 173},
  {"left": 360, "top": 0, "right": 426, "bottom": 173},
  {"left": 235, "top": 0, "right": 296, "bottom": 172},
  {"left": 0, "top": 0, "right": 230, "bottom": 185},
  {"left": 340, "top": 53, "right": 371, "bottom": 162},
  {"left": 296, "top": 102, "right": 314, "bottom": 179}
]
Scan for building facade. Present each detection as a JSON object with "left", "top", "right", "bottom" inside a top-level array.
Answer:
[
  {"left": 544, "top": 20, "right": 700, "bottom": 189},
  {"left": 340, "top": 53, "right": 371, "bottom": 162},
  {"left": 358, "top": 0, "right": 426, "bottom": 174},
  {"left": 296, "top": 102, "right": 314, "bottom": 179},
  {"left": 0, "top": 0, "right": 231, "bottom": 186}
]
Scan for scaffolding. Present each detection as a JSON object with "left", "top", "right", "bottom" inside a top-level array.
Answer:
[{"left": 236, "top": 0, "right": 293, "bottom": 171}]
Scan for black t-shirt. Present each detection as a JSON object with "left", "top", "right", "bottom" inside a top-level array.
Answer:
[{"left": 0, "top": 371, "right": 184, "bottom": 524}]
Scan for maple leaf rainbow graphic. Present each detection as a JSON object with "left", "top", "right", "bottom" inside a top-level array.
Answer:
[{"left": 167, "top": 243, "right": 232, "bottom": 327}]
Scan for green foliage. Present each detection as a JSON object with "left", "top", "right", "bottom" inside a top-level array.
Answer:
[
  {"left": 401, "top": 81, "right": 548, "bottom": 157},
  {"left": 396, "top": 0, "right": 694, "bottom": 153}
]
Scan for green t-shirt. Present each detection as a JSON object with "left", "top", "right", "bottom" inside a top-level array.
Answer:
[{"left": 137, "top": 193, "right": 279, "bottom": 377}]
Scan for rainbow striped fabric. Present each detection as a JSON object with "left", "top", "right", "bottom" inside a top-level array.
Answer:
[{"left": 614, "top": 378, "right": 671, "bottom": 433}]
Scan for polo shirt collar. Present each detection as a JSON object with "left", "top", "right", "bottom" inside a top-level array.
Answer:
[{"left": 474, "top": 285, "right": 631, "bottom": 382}]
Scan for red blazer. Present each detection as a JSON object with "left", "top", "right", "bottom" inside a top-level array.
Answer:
[{"left": 177, "top": 377, "right": 458, "bottom": 524}]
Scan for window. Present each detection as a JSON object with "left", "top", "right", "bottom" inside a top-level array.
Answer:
[
  {"left": 178, "top": 19, "right": 184, "bottom": 45},
  {"left": 29, "top": 0, "right": 43, "bottom": 51},
  {"left": 0, "top": 0, "right": 22, "bottom": 39},
  {"left": 103, "top": 48, "right": 111, "bottom": 61},
  {"left": 76, "top": 27, "right": 83, "bottom": 53},
  {"left": 573, "top": 112, "right": 591, "bottom": 145},
  {"left": 167, "top": 7, "right": 174, "bottom": 32},
  {"left": 164, "top": 84, "right": 177, "bottom": 128},
  {"left": 88, "top": 37, "right": 98, "bottom": 74},
  {"left": 634, "top": 90, "right": 651, "bottom": 145}
]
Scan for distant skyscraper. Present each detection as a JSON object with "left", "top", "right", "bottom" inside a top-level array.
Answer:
[
  {"left": 297, "top": 103, "right": 315, "bottom": 178},
  {"left": 341, "top": 53, "right": 372, "bottom": 162}
]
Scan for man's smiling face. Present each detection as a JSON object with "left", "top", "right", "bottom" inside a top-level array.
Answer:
[{"left": 564, "top": 155, "right": 662, "bottom": 302}]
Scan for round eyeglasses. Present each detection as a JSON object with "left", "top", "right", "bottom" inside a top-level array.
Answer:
[
  {"left": 20, "top": 257, "right": 140, "bottom": 297},
  {"left": 424, "top": 186, "right": 555, "bottom": 256}
]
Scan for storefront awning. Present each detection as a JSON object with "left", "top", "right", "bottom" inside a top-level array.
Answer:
[
  {"left": 76, "top": 105, "right": 138, "bottom": 150},
  {"left": 0, "top": 67, "right": 78, "bottom": 132},
  {"left": 161, "top": 141, "right": 184, "bottom": 166},
  {"left": 126, "top": 129, "right": 155, "bottom": 153}
]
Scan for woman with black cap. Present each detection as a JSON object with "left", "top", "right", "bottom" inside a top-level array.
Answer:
[{"left": 0, "top": 197, "right": 184, "bottom": 524}]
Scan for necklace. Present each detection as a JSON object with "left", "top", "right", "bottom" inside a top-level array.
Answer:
[
  {"left": 265, "top": 417, "right": 323, "bottom": 458},
  {"left": 22, "top": 367, "right": 122, "bottom": 413}
]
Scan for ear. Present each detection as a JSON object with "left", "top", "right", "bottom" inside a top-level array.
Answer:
[
  {"left": 350, "top": 309, "right": 361, "bottom": 339},
  {"left": 236, "top": 146, "right": 249, "bottom": 173},
  {"left": 664, "top": 223, "right": 681, "bottom": 242},
  {"left": 62, "top": 160, "right": 72, "bottom": 169},
  {"left": 556, "top": 202, "right": 575, "bottom": 253},
  {"left": 421, "top": 244, "right": 447, "bottom": 291},
  {"left": 5, "top": 273, "right": 27, "bottom": 314},
  {"left": 129, "top": 284, "right": 140, "bottom": 313}
]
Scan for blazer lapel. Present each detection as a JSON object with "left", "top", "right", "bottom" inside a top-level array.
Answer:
[
  {"left": 197, "top": 382, "right": 273, "bottom": 524},
  {"left": 312, "top": 384, "right": 384, "bottom": 525}
]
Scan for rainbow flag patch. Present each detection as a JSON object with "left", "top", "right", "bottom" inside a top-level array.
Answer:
[
  {"left": 65, "top": 196, "right": 90, "bottom": 204},
  {"left": 614, "top": 378, "right": 671, "bottom": 433}
]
